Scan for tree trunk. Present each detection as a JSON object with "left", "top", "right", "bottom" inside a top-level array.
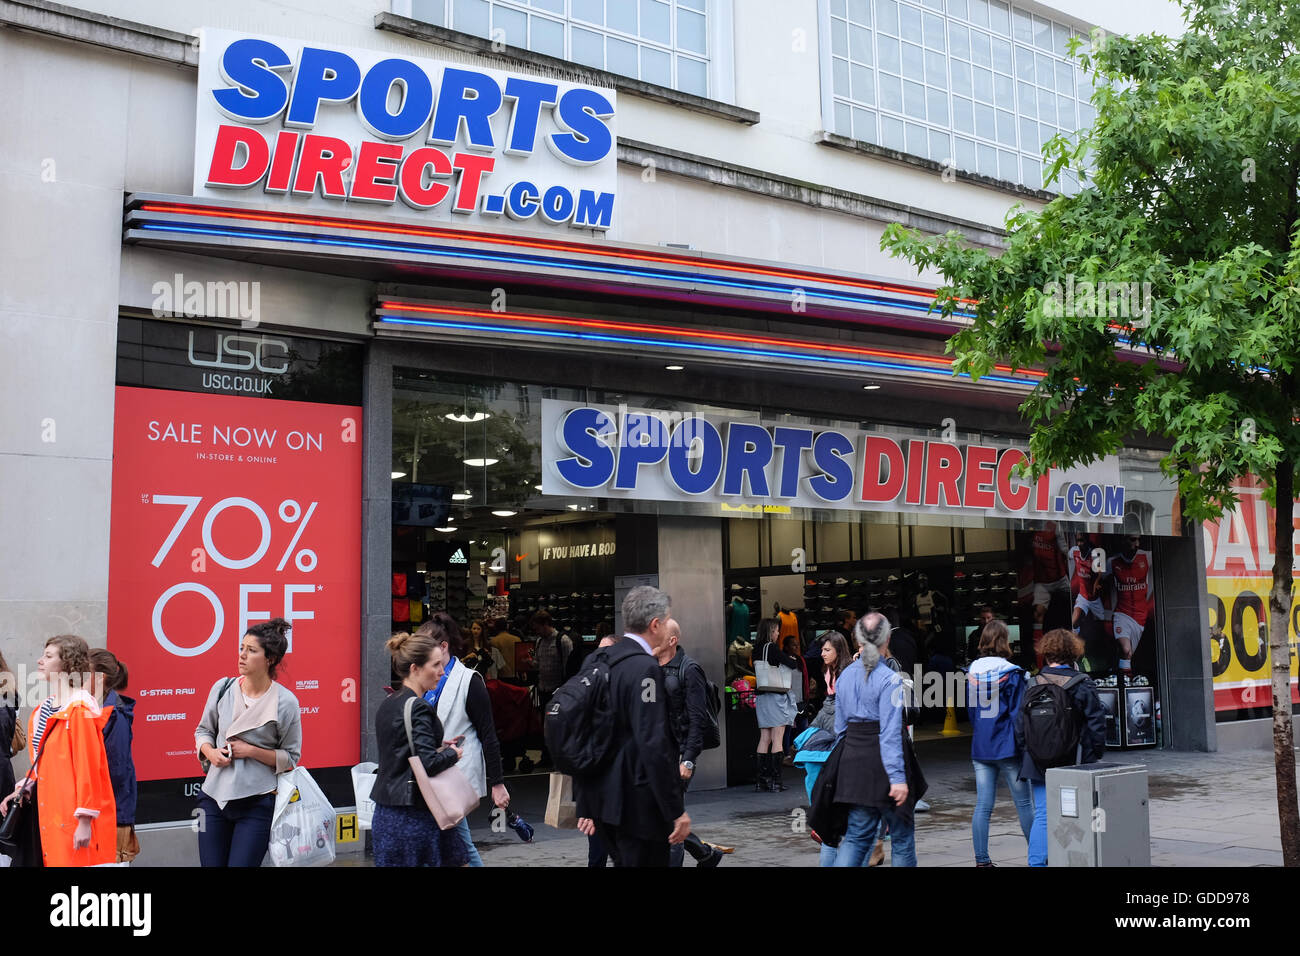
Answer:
[{"left": 1271, "top": 461, "right": 1299, "bottom": 866}]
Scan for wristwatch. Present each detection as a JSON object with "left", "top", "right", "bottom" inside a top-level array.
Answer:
[{"left": 682, "top": 760, "right": 695, "bottom": 771}]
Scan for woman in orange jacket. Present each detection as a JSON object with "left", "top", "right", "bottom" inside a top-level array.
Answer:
[{"left": 1, "top": 634, "right": 115, "bottom": 866}]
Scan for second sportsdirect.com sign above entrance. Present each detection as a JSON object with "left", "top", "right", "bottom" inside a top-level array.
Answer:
[
  {"left": 541, "top": 400, "right": 1127, "bottom": 523},
  {"left": 193, "top": 30, "right": 617, "bottom": 231}
]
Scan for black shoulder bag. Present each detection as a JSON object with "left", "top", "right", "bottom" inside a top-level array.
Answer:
[{"left": 0, "top": 723, "right": 49, "bottom": 866}]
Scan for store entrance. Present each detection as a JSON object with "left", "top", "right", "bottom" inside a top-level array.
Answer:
[{"left": 721, "top": 518, "right": 1164, "bottom": 785}]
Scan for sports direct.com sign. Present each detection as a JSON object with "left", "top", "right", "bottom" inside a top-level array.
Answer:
[
  {"left": 541, "top": 400, "right": 1127, "bottom": 522},
  {"left": 193, "top": 29, "right": 617, "bottom": 231}
]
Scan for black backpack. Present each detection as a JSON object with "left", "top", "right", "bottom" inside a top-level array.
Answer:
[
  {"left": 1021, "top": 672, "right": 1086, "bottom": 769},
  {"left": 663, "top": 654, "right": 722, "bottom": 752},
  {"left": 544, "top": 648, "right": 630, "bottom": 776}
]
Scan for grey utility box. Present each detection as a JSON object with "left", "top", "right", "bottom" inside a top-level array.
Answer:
[{"left": 1046, "top": 763, "right": 1150, "bottom": 866}]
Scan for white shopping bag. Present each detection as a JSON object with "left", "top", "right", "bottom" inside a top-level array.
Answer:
[{"left": 268, "top": 767, "right": 337, "bottom": 868}]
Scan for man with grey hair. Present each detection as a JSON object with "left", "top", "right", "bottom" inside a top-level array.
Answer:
[
  {"left": 572, "top": 586, "right": 689, "bottom": 866},
  {"left": 819, "top": 611, "right": 926, "bottom": 866}
]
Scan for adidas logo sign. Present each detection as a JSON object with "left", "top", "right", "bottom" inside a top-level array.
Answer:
[{"left": 449, "top": 548, "right": 468, "bottom": 565}]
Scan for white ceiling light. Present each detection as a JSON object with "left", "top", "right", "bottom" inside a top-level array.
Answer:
[
  {"left": 665, "top": 364, "right": 685, "bottom": 371},
  {"left": 445, "top": 412, "right": 492, "bottom": 423},
  {"left": 434, "top": 526, "right": 457, "bottom": 533},
  {"left": 464, "top": 458, "right": 499, "bottom": 467},
  {"left": 534, "top": 484, "right": 544, "bottom": 491},
  {"left": 452, "top": 491, "right": 473, "bottom": 501},
  {"left": 863, "top": 384, "right": 881, "bottom": 390},
  {"left": 391, "top": 471, "right": 407, "bottom": 479},
  {"left": 491, "top": 509, "right": 517, "bottom": 517}
]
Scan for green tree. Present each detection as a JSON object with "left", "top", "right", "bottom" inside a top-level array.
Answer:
[{"left": 882, "top": 0, "right": 1300, "bottom": 863}]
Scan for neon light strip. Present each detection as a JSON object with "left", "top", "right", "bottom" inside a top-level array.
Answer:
[
  {"left": 136, "top": 220, "right": 963, "bottom": 314},
  {"left": 374, "top": 314, "right": 1035, "bottom": 386},
  {"left": 137, "top": 200, "right": 974, "bottom": 307},
  {"left": 379, "top": 300, "right": 1044, "bottom": 380}
]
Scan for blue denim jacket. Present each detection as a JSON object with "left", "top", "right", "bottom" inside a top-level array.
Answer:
[{"left": 834, "top": 658, "right": 905, "bottom": 785}]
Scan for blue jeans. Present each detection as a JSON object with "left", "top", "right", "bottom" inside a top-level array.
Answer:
[
  {"left": 196, "top": 792, "right": 276, "bottom": 867},
  {"left": 819, "top": 842, "right": 838, "bottom": 866},
  {"left": 451, "top": 816, "right": 484, "bottom": 867},
  {"left": 971, "top": 758, "right": 1034, "bottom": 864},
  {"left": 833, "top": 805, "right": 916, "bottom": 867},
  {"left": 1028, "top": 781, "right": 1048, "bottom": 866}
]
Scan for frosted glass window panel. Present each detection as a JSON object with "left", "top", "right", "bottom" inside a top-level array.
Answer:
[
  {"left": 679, "top": 0, "right": 704, "bottom": 9},
  {"left": 850, "top": 23, "right": 873, "bottom": 61},
  {"left": 1053, "top": 22, "right": 1070, "bottom": 55},
  {"left": 411, "top": 0, "right": 446, "bottom": 27},
  {"left": 866, "top": 524, "right": 901, "bottom": 560},
  {"left": 1022, "top": 157, "right": 1041, "bottom": 189},
  {"left": 832, "top": 17, "right": 849, "bottom": 56},
  {"left": 991, "top": 36, "right": 1012, "bottom": 74},
  {"left": 973, "top": 65, "right": 993, "bottom": 102},
  {"left": 921, "top": 0, "right": 941, "bottom": 9},
  {"left": 641, "top": 45, "right": 671, "bottom": 85},
  {"left": 903, "top": 78, "right": 927, "bottom": 118},
  {"left": 994, "top": 71, "right": 1013, "bottom": 107},
  {"left": 877, "top": 0, "right": 900, "bottom": 34},
  {"left": 608, "top": 0, "right": 637, "bottom": 34},
  {"left": 948, "top": 0, "right": 967, "bottom": 19},
  {"left": 927, "top": 86, "right": 949, "bottom": 124},
  {"left": 1012, "top": 8, "right": 1032, "bottom": 42},
  {"left": 835, "top": 100, "right": 852, "bottom": 135},
  {"left": 902, "top": 41, "right": 925, "bottom": 81},
  {"left": 955, "top": 135, "right": 977, "bottom": 171},
  {"left": 952, "top": 94, "right": 974, "bottom": 133},
  {"left": 929, "top": 128, "right": 951, "bottom": 160},
  {"left": 924, "top": 13, "right": 945, "bottom": 50},
  {"left": 1055, "top": 61, "right": 1073, "bottom": 96},
  {"left": 816, "top": 522, "right": 853, "bottom": 564},
  {"left": 833, "top": 56, "right": 851, "bottom": 96},
  {"left": 677, "top": 55, "right": 708, "bottom": 95},
  {"left": 531, "top": 14, "right": 564, "bottom": 56},
  {"left": 1015, "top": 44, "right": 1034, "bottom": 79},
  {"left": 978, "top": 141, "right": 998, "bottom": 176},
  {"left": 852, "top": 63, "right": 876, "bottom": 102},
  {"left": 1032, "top": 14, "right": 1052, "bottom": 49},
  {"left": 729, "top": 518, "right": 760, "bottom": 568},
  {"left": 1078, "top": 102, "right": 1096, "bottom": 126},
  {"left": 989, "top": 0, "right": 1010, "bottom": 35},
  {"left": 949, "top": 22, "right": 969, "bottom": 60},
  {"left": 878, "top": 35, "right": 901, "bottom": 73},
  {"left": 606, "top": 36, "right": 639, "bottom": 76},
  {"left": 999, "top": 147, "right": 1017, "bottom": 178},
  {"left": 677, "top": 8, "right": 707, "bottom": 54},
  {"left": 975, "top": 101, "right": 995, "bottom": 138},
  {"left": 1019, "top": 115, "right": 1036, "bottom": 150},
  {"left": 1017, "top": 80, "right": 1036, "bottom": 115},
  {"left": 493, "top": 4, "right": 528, "bottom": 46},
  {"left": 572, "top": 0, "right": 603, "bottom": 26},
  {"left": 965, "top": 528, "right": 1011, "bottom": 552},
  {"left": 572, "top": 26, "right": 604, "bottom": 67},
  {"left": 1037, "top": 122, "right": 1055, "bottom": 150},
  {"left": 906, "top": 121, "right": 927, "bottom": 156},
  {"left": 853, "top": 106, "right": 878, "bottom": 141},
  {"left": 879, "top": 72, "right": 903, "bottom": 111},
  {"left": 454, "top": 0, "right": 491, "bottom": 37},
  {"left": 1057, "top": 94, "right": 1075, "bottom": 129},
  {"left": 640, "top": 0, "right": 670, "bottom": 43},
  {"left": 832, "top": 0, "right": 847, "bottom": 16},
  {"left": 970, "top": 29, "right": 991, "bottom": 67},
  {"left": 532, "top": 0, "right": 564, "bottom": 12},
  {"left": 1037, "top": 87, "right": 1055, "bottom": 123},
  {"left": 1036, "top": 52, "right": 1055, "bottom": 88},
  {"left": 970, "top": 0, "right": 990, "bottom": 27},
  {"left": 848, "top": 0, "right": 870, "bottom": 23},
  {"left": 770, "top": 517, "right": 805, "bottom": 562},
  {"left": 926, "top": 49, "right": 947, "bottom": 85},
  {"left": 900, "top": 2, "right": 923, "bottom": 42},
  {"left": 912, "top": 525, "right": 952, "bottom": 556},
  {"left": 996, "top": 107, "right": 1015, "bottom": 145},
  {"left": 882, "top": 115, "right": 905, "bottom": 150},
  {"left": 951, "top": 60, "right": 972, "bottom": 96}
]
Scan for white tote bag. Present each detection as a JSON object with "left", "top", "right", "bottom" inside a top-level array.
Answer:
[
  {"left": 268, "top": 767, "right": 337, "bottom": 868},
  {"left": 754, "top": 645, "right": 793, "bottom": 693}
]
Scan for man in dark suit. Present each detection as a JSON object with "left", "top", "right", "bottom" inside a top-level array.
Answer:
[{"left": 574, "top": 585, "right": 689, "bottom": 867}]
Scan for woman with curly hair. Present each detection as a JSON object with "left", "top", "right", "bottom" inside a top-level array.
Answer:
[{"left": 1014, "top": 628, "right": 1107, "bottom": 867}]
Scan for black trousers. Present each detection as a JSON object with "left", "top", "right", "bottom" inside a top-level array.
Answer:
[
  {"left": 594, "top": 820, "right": 669, "bottom": 868},
  {"left": 668, "top": 774, "right": 710, "bottom": 867}
]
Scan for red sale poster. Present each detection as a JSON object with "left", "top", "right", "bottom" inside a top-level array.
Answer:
[{"left": 107, "top": 386, "right": 363, "bottom": 781}]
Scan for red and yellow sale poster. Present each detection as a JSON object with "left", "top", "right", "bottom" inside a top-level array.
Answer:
[{"left": 107, "top": 386, "right": 363, "bottom": 780}]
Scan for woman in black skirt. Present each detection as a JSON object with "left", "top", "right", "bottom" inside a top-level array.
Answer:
[{"left": 372, "top": 631, "right": 468, "bottom": 867}]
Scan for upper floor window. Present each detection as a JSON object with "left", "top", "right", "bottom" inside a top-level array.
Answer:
[
  {"left": 406, "top": 0, "right": 718, "bottom": 98},
  {"left": 821, "top": 0, "right": 1099, "bottom": 192}
]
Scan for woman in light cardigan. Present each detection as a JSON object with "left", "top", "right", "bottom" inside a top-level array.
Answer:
[
  {"left": 194, "top": 618, "right": 302, "bottom": 867},
  {"left": 418, "top": 612, "right": 509, "bottom": 866}
]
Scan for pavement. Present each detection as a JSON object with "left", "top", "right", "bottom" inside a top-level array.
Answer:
[{"left": 339, "top": 733, "right": 1288, "bottom": 867}]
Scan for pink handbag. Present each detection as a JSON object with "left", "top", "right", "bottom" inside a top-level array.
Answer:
[{"left": 403, "top": 697, "right": 480, "bottom": 829}]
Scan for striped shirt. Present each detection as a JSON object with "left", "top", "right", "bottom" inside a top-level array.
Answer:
[{"left": 31, "top": 696, "right": 55, "bottom": 754}]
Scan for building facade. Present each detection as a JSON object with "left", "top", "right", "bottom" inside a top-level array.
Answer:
[{"left": 3, "top": 0, "right": 1222, "bottom": 863}]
